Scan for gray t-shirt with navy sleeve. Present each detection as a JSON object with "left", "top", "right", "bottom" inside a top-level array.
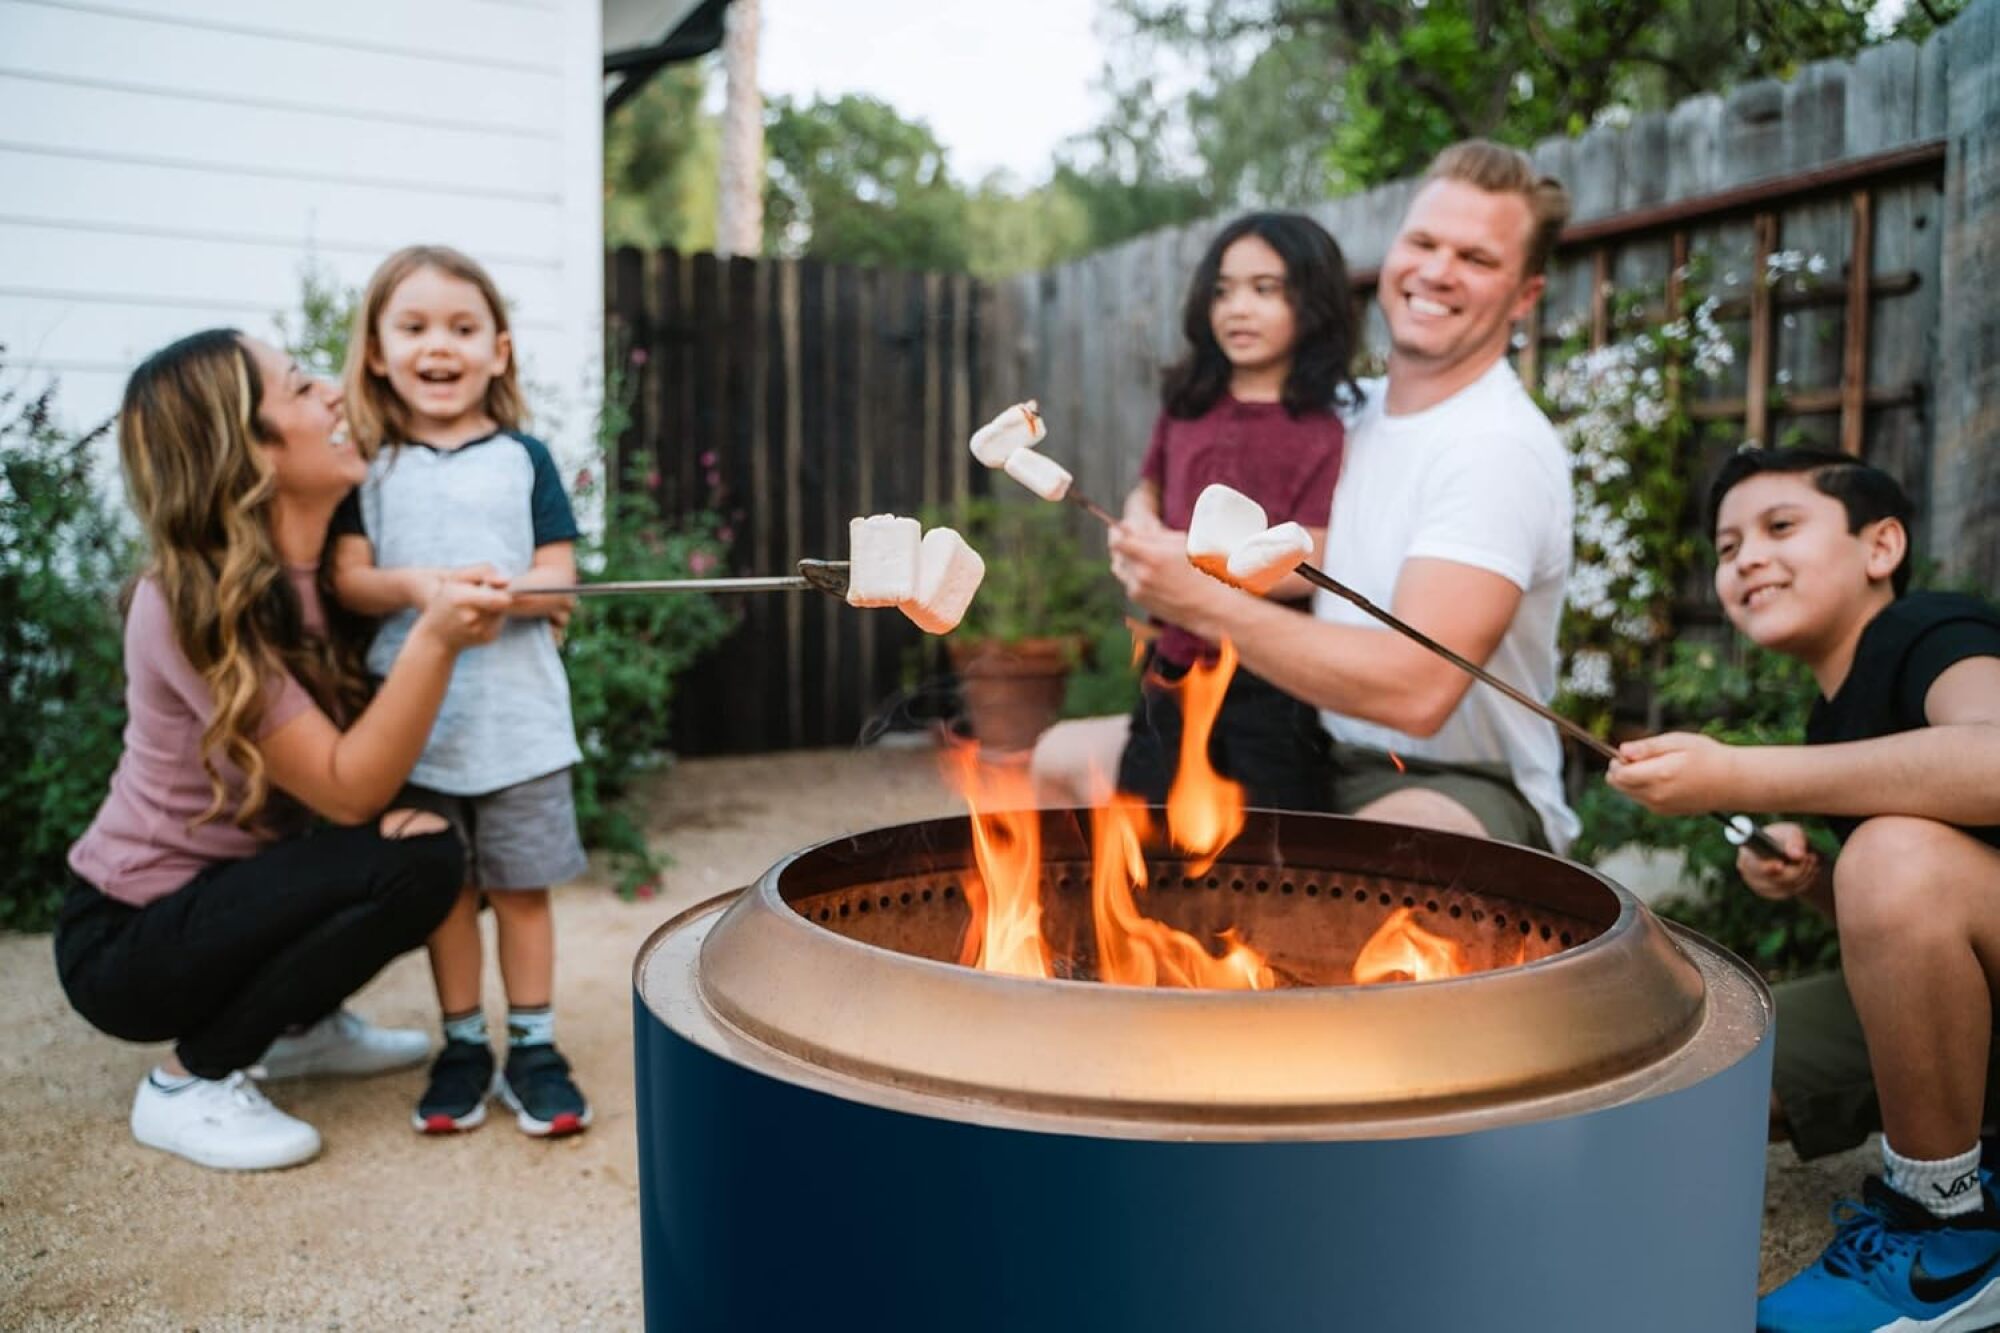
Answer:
[{"left": 334, "top": 429, "right": 583, "bottom": 796}]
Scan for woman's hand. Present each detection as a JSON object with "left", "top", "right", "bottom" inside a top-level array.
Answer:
[
  {"left": 1735, "top": 822, "right": 1822, "bottom": 900},
  {"left": 413, "top": 573, "right": 512, "bottom": 650},
  {"left": 1606, "top": 731, "right": 1749, "bottom": 816}
]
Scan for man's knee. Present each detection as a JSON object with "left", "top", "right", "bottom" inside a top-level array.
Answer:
[{"left": 1352, "top": 787, "right": 1489, "bottom": 838}]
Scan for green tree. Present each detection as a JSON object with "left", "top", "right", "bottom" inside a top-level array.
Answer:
[
  {"left": 762, "top": 94, "right": 972, "bottom": 270},
  {"left": 604, "top": 63, "right": 720, "bottom": 253},
  {"left": 1108, "top": 0, "right": 1967, "bottom": 195}
]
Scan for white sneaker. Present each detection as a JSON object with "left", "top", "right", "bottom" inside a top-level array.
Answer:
[
  {"left": 130, "top": 1070, "right": 322, "bottom": 1171},
  {"left": 256, "top": 1008, "right": 430, "bottom": 1079}
]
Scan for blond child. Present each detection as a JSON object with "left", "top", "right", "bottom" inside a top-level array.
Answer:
[{"left": 332, "top": 245, "right": 591, "bottom": 1136}]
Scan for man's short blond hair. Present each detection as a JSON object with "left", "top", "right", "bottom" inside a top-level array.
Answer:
[{"left": 1422, "top": 140, "right": 1571, "bottom": 278}]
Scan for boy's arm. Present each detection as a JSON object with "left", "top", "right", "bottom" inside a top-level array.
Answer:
[
  {"left": 507, "top": 540, "right": 579, "bottom": 623},
  {"left": 1609, "top": 657, "right": 2000, "bottom": 824},
  {"left": 331, "top": 534, "right": 435, "bottom": 616}
]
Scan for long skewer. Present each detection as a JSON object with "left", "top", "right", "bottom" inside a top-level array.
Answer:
[
  {"left": 1067, "top": 488, "right": 1792, "bottom": 861},
  {"left": 533, "top": 560, "right": 851, "bottom": 600}
]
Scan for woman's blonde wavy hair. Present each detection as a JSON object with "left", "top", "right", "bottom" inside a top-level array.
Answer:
[
  {"left": 342, "top": 244, "right": 525, "bottom": 455},
  {"left": 118, "top": 329, "right": 371, "bottom": 829}
]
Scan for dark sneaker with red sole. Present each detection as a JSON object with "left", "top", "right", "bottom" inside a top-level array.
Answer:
[
  {"left": 412, "top": 1038, "right": 492, "bottom": 1134},
  {"left": 495, "top": 1043, "right": 591, "bottom": 1137}
]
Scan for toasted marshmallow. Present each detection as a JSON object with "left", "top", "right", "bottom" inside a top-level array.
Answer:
[
  {"left": 899, "top": 527, "right": 987, "bottom": 634},
  {"left": 846, "top": 514, "right": 922, "bottom": 607},
  {"left": 1002, "top": 447, "right": 1073, "bottom": 501},
  {"left": 1225, "top": 522, "right": 1315, "bottom": 594},
  {"left": 969, "top": 400, "right": 1047, "bottom": 468},
  {"left": 1185, "top": 484, "right": 1270, "bottom": 580}
]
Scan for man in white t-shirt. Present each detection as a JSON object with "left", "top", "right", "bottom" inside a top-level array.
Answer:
[{"left": 1110, "top": 140, "right": 1577, "bottom": 851}]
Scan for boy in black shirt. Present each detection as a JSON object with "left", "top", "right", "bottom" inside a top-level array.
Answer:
[{"left": 1610, "top": 447, "right": 2000, "bottom": 1333}]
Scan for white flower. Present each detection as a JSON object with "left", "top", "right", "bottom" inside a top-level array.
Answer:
[{"left": 1563, "top": 650, "right": 1616, "bottom": 699}]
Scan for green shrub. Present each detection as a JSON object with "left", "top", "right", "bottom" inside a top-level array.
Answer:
[
  {"left": 0, "top": 361, "right": 130, "bottom": 931},
  {"left": 562, "top": 475, "right": 736, "bottom": 893}
]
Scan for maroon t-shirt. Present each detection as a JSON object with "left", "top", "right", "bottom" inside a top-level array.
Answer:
[{"left": 1139, "top": 396, "right": 1344, "bottom": 666}]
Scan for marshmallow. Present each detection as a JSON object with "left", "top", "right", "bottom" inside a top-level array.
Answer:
[
  {"left": 1002, "top": 447, "right": 1073, "bottom": 502},
  {"left": 846, "top": 514, "right": 922, "bottom": 607},
  {"left": 1225, "top": 522, "right": 1315, "bottom": 594},
  {"left": 899, "top": 527, "right": 987, "bottom": 634},
  {"left": 1185, "top": 484, "right": 1269, "bottom": 580},
  {"left": 969, "top": 400, "right": 1047, "bottom": 468}
]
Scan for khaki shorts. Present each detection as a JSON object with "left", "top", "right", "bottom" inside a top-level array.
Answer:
[
  {"left": 1330, "top": 743, "right": 1549, "bottom": 851},
  {"left": 397, "top": 768, "right": 588, "bottom": 891},
  {"left": 1773, "top": 968, "right": 2000, "bottom": 1159}
]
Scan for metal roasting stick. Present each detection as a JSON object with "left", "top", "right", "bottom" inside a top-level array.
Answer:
[
  {"left": 1068, "top": 486, "right": 1794, "bottom": 862},
  {"left": 532, "top": 560, "right": 851, "bottom": 600}
]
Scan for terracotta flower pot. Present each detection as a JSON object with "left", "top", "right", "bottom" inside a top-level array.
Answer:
[{"left": 946, "top": 636, "right": 1077, "bottom": 754}]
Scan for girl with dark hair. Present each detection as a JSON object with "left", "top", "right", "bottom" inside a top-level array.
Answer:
[{"left": 1041, "top": 213, "right": 1359, "bottom": 812}]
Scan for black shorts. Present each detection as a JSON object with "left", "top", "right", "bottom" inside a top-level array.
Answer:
[{"left": 1115, "top": 653, "right": 1333, "bottom": 813}]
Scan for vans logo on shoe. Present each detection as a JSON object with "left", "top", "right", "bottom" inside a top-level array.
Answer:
[{"left": 1933, "top": 1170, "right": 1983, "bottom": 1201}]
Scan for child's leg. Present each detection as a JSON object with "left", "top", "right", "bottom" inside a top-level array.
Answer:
[
  {"left": 489, "top": 888, "right": 554, "bottom": 1010},
  {"left": 1837, "top": 817, "right": 2000, "bottom": 1170},
  {"left": 427, "top": 885, "right": 485, "bottom": 1020},
  {"left": 489, "top": 888, "right": 590, "bottom": 1135}
]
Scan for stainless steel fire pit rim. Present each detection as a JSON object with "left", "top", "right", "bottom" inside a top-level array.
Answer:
[
  {"left": 637, "top": 894, "right": 1772, "bottom": 1141},
  {"left": 668, "top": 809, "right": 1732, "bottom": 1123}
]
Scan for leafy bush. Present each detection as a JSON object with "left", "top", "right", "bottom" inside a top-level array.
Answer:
[
  {"left": 1571, "top": 638, "right": 1841, "bottom": 980},
  {"left": 0, "top": 361, "right": 130, "bottom": 930},
  {"left": 562, "top": 473, "right": 735, "bottom": 893}
]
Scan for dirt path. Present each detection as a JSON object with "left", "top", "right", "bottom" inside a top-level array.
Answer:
[{"left": 1, "top": 745, "right": 1872, "bottom": 1328}]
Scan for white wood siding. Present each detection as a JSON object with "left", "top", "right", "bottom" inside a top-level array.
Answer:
[{"left": 0, "top": 0, "right": 603, "bottom": 463}]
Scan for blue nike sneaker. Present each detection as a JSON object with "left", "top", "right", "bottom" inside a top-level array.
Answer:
[{"left": 1758, "top": 1174, "right": 2000, "bottom": 1332}]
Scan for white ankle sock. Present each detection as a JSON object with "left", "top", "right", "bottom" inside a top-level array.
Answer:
[
  {"left": 149, "top": 1066, "right": 197, "bottom": 1092},
  {"left": 1884, "top": 1139, "right": 1985, "bottom": 1219}
]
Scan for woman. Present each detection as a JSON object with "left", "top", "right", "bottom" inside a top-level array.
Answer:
[{"left": 54, "top": 329, "right": 514, "bottom": 1171}]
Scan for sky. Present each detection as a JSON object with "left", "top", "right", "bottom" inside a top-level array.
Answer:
[{"left": 755, "top": 0, "right": 1110, "bottom": 185}]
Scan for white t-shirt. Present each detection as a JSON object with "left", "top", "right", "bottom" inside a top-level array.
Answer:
[{"left": 1315, "top": 359, "right": 1578, "bottom": 852}]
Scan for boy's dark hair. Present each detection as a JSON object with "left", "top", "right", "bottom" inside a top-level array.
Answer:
[
  {"left": 1706, "top": 446, "right": 1916, "bottom": 596},
  {"left": 1163, "top": 212, "right": 1361, "bottom": 421}
]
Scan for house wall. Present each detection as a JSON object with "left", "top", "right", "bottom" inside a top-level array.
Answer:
[{"left": 0, "top": 0, "right": 604, "bottom": 464}]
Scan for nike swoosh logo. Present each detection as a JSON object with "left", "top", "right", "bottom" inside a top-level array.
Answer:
[{"left": 1910, "top": 1248, "right": 2000, "bottom": 1304}]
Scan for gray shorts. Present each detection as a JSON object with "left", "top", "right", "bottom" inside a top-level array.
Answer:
[
  {"left": 396, "top": 768, "right": 588, "bottom": 891},
  {"left": 1331, "top": 743, "right": 1550, "bottom": 851}
]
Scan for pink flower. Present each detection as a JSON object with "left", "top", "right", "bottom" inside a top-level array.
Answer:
[
  {"left": 706, "top": 468, "right": 722, "bottom": 489},
  {"left": 646, "top": 469, "right": 662, "bottom": 491},
  {"left": 716, "top": 526, "right": 734, "bottom": 545},
  {"left": 629, "top": 347, "right": 650, "bottom": 367},
  {"left": 689, "top": 550, "right": 718, "bottom": 575},
  {"left": 573, "top": 467, "right": 594, "bottom": 492},
  {"left": 699, "top": 450, "right": 718, "bottom": 468}
]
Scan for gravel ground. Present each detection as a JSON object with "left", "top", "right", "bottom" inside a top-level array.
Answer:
[{"left": 1, "top": 744, "right": 1875, "bottom": 1328}]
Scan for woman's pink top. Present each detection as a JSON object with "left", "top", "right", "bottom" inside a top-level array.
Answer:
[{"left": 68, "top": 570, "right": 323, "bottom": 905}]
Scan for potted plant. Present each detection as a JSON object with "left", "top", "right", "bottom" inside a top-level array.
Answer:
[{"left": 939, "top": 496, "right": 1119, "bottom": 754}]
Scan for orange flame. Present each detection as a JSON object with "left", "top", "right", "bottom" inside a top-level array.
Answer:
[
  {"left": 1388, "top": 750, "right": 1407, "bottom": 774},
  {"left": 1166, "top": 638, "right": 1247, "bottom": 873},
  {"left": 940, "top": 661, "right": 1273, "bottom": 991},
  {"left": 1089, "top": 796, "right": 1275, "bottom": 990},
  {"left": 943, "top": 745, "right": 1053, "bottom": 979},
  {"left": 1351, "top": 908, "right": 1469, "bottom": 985}
]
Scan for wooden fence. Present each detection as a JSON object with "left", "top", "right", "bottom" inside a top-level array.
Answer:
[{"left": 604, "top": 251, "right": 993, "bottom": 753}]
